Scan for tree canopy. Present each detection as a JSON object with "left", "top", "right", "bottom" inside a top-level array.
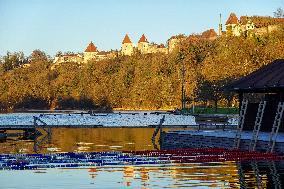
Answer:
[{"left": 0, "top": 28, "right": 284, "bottom": 112}]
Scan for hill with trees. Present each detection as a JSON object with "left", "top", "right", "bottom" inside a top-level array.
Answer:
[{"left": 0, "top": 27, "right": 284, "bottom": 112}]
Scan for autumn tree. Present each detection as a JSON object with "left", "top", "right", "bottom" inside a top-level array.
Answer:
[
  {"left": 0, "top": 28, "right": 284, "bottom": 112},
  {"left": 29, "top": 49, "right": 49, "bottom": 63}
]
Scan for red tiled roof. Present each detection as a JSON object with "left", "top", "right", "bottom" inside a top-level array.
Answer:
[
  {"left": 122, "top": 34, "right": 132, "bottom": 44},
  {"left": 245, "top": 16, "right": 284, "bottom": 28},
  {"left": 201, "top": 29, "right": 217, "bottom": 38},
  {"left": 138, "top": 34, "right": 148, "bottom": 43},
  {"left": 97, "top": 51, "right": 108, "bottom": 55},
  {"left": 226, "top": 13, "right": 239, "bottom": 25},
  {"left": 85, "top": 42, "right": 97, "bottom": 52},
  {"left": 240, "top": 16, "right": 249, "bottom": 25},
  {"left": 157, "top": 44, "right": 165, "bottom": 48},
  {"left": 62, "top": 54, "right": 78, "bottom": 57}
]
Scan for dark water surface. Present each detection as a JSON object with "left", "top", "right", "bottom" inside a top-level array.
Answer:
[{"left": 1, "top": 128, "right": 284, "bottom": 188}]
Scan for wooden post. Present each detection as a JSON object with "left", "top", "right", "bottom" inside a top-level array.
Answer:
[
  {"left": 33, "top": 116, "right": 37, "bottom": 126},
  {"left": 280, "top": 91, "right": 284, "bottom": 102},
  {"left": 239, "top": 92, "right": 244, "bottom": 113}
]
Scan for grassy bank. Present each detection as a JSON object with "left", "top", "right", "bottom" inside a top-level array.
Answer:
[{"left": 183, "top": 107, "right": 238, "bottom": 114}]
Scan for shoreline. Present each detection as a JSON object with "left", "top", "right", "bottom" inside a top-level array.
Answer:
[{"left": 0, "top": 108, "right": 173, "bottom": 114}]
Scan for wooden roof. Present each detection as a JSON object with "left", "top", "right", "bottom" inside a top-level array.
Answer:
[{"left": 226, "top": 59, "right": 284, "bottom": 92}]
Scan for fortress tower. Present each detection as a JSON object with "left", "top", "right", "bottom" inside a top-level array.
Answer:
[
  {"left": 137, "top": 34, "right": 150, "bottom": 54},
  {"left": 84, "top": 41, "right": 98, "bottom": 62},
  {"left": 121, "top": 34, "right": 134, "bottom": 56}
]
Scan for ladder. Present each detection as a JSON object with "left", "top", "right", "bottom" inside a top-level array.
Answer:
[
  {"left": 33, "top": 116, "right": 51, "bottom": 142},
  {"left": 267, "top": 102, "right": 284, "bottom": 153},
  {"left": 151, "top": 115, "right": 165, "bottom": 150},
  {"left": 268, "top": 161, "right": 282, "bottom": 189},
  {"left": 251, "top": 161, "right": 263, "bottom": 189},
  {"left": 237, "top": 162, "right": 247, "bottom": 188},
  {"left": 233, "top": 99, "right": 249, "bottom": 149},
  {"left": 249, "top": 101, "right": 267, "bottom": 151},
  {"left": 152, "top": 115, "right": 165, "bottom": 141}
]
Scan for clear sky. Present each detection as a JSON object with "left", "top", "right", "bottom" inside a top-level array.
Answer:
[{"left": 0, "top": 0, "right": 283, "bottom": 57}]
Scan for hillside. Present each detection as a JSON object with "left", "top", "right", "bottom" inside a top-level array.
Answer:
[{"left": 0, "top": 28, "right": 284, "bottom": 111}]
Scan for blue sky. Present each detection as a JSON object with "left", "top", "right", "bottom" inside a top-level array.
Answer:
[{"left": 0, "top": 0, "right": 283, "bottom": 57}]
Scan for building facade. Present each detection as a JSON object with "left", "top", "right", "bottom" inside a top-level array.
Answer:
[
  {"left": 53, "top": 41, "right": 113, "bottom": 66},
  {"left": 83, "top": 42, "right": 99, "bottom": 62},
  {"left": 168, "top": 36, "right": 186, "bottom": 53},
  {"left": 121, "top": 34, "right": 168, "bottom": 55},
  {"left": 137, "top": 34, "right": 150, "bottom": 54}
]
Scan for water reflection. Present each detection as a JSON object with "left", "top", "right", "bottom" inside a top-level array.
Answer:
[
  {"left": 1, "top": 128, "right": 284, "bottom": 188},
  {"left": 2, "top": 161, "right": 283, "bottom": 188},
  {"left": 0, "top": 128, "right": 190, "bottom": 154},
  {"left": 238, "top": 161, "right": 284, "bottom": 188}
]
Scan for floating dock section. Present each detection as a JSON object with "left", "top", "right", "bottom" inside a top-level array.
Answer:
[{"left": 160, "top": 130, "right": 284, "bottom": 154}]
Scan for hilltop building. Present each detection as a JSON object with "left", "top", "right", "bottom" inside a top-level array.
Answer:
[
  {"left": 53, "top": 41, "right": 116, "bottom": 66},
  {"left": 83, "top": 42, "right": 117, "bottom": 62},
  {"left": 168, "top": 35, "right": 187, "bottom": 53},
  {"left": 155, "top": 44, "right": 168, "bottom": 54},
  {"left": 52, "top": 12, "right": 284, "bottom": 66},
  {"left": 201, "top": 29, "right": 218, "bottom": 40},
  {"left": 137, "top": 34, "right": 149, "bottom": 54},
  {"left": 239, "top": 16, "right": 255, "bottom": 32},
  {"left": 121, "top": 34, "right": 168, "bottom": 55},
  {"left": 83, "top": 42, "right": 99, "bottom": 62},
  {"left": 226, "top": 13, "right": 243, "bottom": 36},
  {"left": 225, "top": 13, "right": 284, "bottom": 36},
  {"left": 138, "top": 34, "right": 168, "bottom": 54},
  {"left": 53, "top": 29, "right": 222, "bottom": 66},
  {"left": 53, "top": 54, "right": 84, "bottom": 66},
  {"left": 166, "top": 31, "right": 217, "bottom": 52},
  {"left": 121, "top": 34, "right": 134, "bottom": 56}
]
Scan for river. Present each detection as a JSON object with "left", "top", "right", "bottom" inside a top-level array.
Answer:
[{"left": 0, "top": 112, "right": 283, "bottom": 188}]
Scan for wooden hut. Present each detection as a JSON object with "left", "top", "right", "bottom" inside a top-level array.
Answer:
[
  {"left": 226, "top": 59, "right": 284, "bottom": 132},
  {"left": 160, "top": 59, "right": 284, "bottom": 153}
]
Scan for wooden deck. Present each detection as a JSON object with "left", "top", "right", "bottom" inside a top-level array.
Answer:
[
  {"left": 160, "top": 130, "right": 284, "bottom": 154},
  {"left": 0, "top": 124, "right": 195, "bottom": 129}
]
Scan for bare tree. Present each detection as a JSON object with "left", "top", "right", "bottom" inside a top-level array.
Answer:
[{"left": 274, "top": 7, "right": 284, "bottom": 18}]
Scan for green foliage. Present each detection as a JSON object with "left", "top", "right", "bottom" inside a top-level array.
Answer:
[{"left": 185, "top": 107, "right": 238, "bottom": 114}]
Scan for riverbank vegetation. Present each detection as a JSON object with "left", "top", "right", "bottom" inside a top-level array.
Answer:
[{"left": 1, "top": 28, "right": 284, "bottom": 112}]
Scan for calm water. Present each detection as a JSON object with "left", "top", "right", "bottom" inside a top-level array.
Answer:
[
  {"left": 0, "top": 128, "right": 190, "bottom": 153},
  {"left": 0, "top": 162, "right": 249, "bottom": 188},
  {"left": 1, "top": 127, "right": 284, "bottom": 188}
]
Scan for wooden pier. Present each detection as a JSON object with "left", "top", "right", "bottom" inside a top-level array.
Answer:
[{"left": 160, "top": 130, "right": 284, "bottom": 154}]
